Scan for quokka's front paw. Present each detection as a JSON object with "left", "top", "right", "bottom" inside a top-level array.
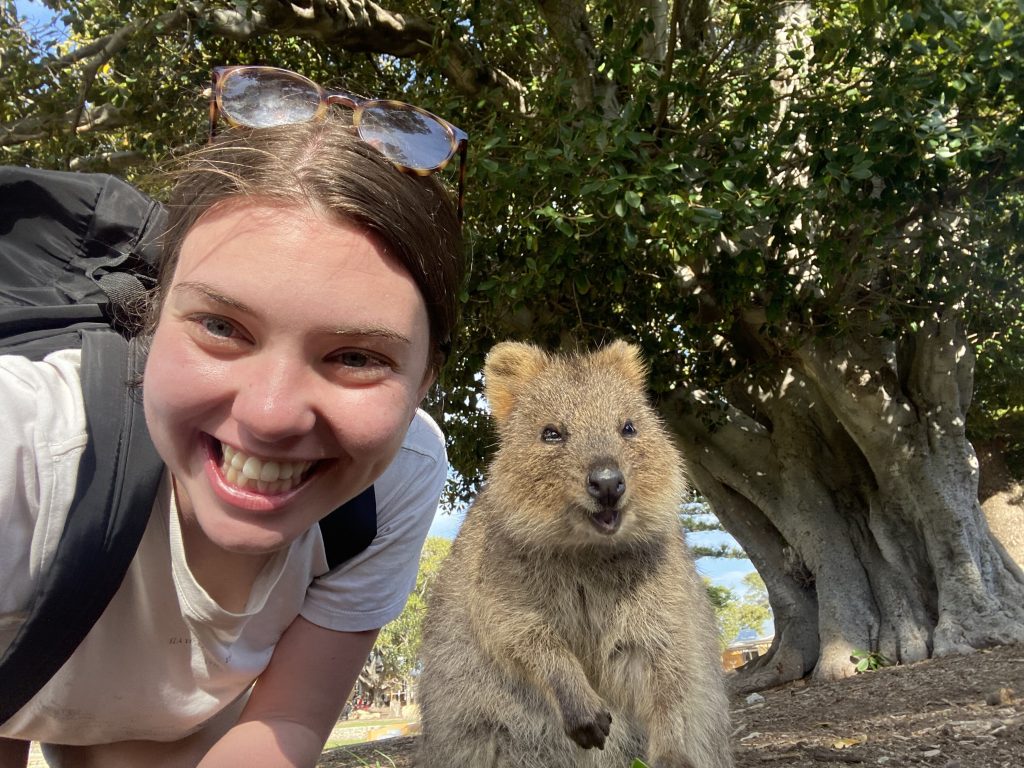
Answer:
[{"left": 562, "top": 702, "right": 612, "bottom": 749}]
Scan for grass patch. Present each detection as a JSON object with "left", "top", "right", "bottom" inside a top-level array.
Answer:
[
  {"left": 324, "top": 717, "right": 416, "bottom": 750},
  {"left": 332, "top": 717, "right": 407, "bottom": 731}
]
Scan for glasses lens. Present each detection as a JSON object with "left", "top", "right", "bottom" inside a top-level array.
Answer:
[
  {"left": 220, "top": 69, "right": 321, "bottom": 128},
  {"left": 358, "top": 104, "right": 455, "bottom": 171}
]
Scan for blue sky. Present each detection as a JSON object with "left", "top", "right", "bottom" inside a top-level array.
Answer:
[{"left": 13, "top": 0, "right": 59, "bottom": 27}]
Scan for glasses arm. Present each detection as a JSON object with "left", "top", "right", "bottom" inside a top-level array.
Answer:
[{"left": 207, "top": 75, "right": 219, "bottom": 141}]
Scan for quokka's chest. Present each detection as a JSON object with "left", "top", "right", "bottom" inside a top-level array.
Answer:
[{"left": 518, "top": 560, "right": 663, "bottom": 641}]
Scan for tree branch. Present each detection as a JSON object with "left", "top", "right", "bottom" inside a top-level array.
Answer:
[
  {"left": 533, "top": 0, "right": 615, "bottom": 113},
  {"left": 236, "top": 0, "right": 519, "bottom": 100},
  {"left": 654, "top": 0, "right": 685, "bottom": 135},
  {"left": 46, "top": 7, "right": 187, "bottom": 70},
  {"left": 69, "top": 150, "right": 147, "bottom": 172},
  {"left": 68, "top": 7, "right": 190, "bottom": 136},
  {"left": 0, "top": 104, "right": 129, "bottom": 147},
  {"left": 663, "top": 388, "right": 783, "bottom": 512}
]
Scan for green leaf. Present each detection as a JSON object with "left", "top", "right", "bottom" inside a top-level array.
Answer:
[
  {"left": 849, "top": 161, "right": 873, "bottom": 180},
  {"left": 624, "top": 190, "right": 642, "bottom": 208},
  {"left": 987, "top": 17, "right": 1006, "bottom": 41},
  {"left": 554, "top": 218, "right": 574, "bottom": 236},
  {"left": 574, "top": 273, "right": 590, "bottom": 295},
  {"left": 692, "top": 206, "right": 722, "bottom": 222}
]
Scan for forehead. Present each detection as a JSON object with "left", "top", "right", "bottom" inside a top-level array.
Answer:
[
  {"left": 177, "top": 199, "right": 405, "bottom": 282},
  {"left": 184, "top": 198, "right": 384, "bottom": 257},
  {"left": 172, "top": 199, "right": 429, "bottom": 328}
]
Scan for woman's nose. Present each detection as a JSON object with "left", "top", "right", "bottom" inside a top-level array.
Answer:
[{"left": 229, "top": 353, "right": 317, "bottom": 443}]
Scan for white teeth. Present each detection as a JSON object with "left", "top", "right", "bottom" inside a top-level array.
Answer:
[
  {"left": 241, "top": 456, "right": 262, "bottom": 481},
  {"left": 218, "top": 443, "right": 312, "bottom": 494}
]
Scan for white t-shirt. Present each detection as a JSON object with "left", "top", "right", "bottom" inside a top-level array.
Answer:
[{"left": 0, "top": 349, "right": 446, "bottom": 745}]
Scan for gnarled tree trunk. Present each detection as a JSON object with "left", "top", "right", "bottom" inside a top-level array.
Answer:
[{"left": 664, "top": 314, "right": 1024, "bottom": 689}]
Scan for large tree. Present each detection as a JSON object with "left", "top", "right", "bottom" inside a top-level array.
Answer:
[{"left": 3, "top": 0, "right": 1023, "bottom": 688}]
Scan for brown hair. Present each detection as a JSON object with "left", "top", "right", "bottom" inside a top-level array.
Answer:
[{"left": 153, "top": 117, "right": 463, "bottom": 370}]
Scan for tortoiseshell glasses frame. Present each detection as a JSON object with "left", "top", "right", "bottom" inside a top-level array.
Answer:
[{"left": 209, "top": 65, "right": 468, "bottom": 221}]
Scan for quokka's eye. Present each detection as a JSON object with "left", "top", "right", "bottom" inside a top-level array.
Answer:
[
  {"left": 541, "top": 425, "right": 563, "bottom": 443},
  {"left": 622, "top": 420, "right": 637, "bottom": 437}
]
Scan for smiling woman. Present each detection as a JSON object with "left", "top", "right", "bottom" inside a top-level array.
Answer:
[{"left": 0, "top": 108, "right": 464, "bottom": 766}]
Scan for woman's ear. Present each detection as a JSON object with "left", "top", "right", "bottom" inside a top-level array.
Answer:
[{"left": 414, "top": 367, "right": 438, "bottom": 416}]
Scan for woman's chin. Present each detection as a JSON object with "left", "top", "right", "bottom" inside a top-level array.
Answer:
[{"left": 203, "top": 519, "right": 294, "bottom": 557}]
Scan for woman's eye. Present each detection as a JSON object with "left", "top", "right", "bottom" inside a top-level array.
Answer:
[
  {"left": 339, "top": 351, "right": 371, "bottom": 368},
  {"left": 333, "top": 349, "right": 393, "bottom": 373},
  {"left": 198, "top": 315, "right": 237, "bottom": 338}
]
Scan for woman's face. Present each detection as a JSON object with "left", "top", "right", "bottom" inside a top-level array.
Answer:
[{"left": 144, "top": 200, "right": 434, "bottom": 557}]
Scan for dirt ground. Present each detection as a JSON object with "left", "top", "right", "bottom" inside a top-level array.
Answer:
[{"left": 318, "top": 642, "right": 1024, "bottom": 767}]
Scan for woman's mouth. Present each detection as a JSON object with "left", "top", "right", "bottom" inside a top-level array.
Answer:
[{"left": 216, "top": 441, "right": 318, "bottom": 495}]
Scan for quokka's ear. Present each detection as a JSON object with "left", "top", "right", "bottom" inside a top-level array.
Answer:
[
  {"left": 484, "top": 342, "right": 550, "bottom": 424},
  {"left": 590, "top": 340, "right": 649, "bottom": 391}
]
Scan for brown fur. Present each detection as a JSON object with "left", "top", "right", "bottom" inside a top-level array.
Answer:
[{"left": 417, "top": 341, "right": 733, "bottom": 768}]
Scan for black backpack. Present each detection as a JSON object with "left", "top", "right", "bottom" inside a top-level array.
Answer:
[{"left": 0, "top": 166, "right": 377, "bottom": 724}]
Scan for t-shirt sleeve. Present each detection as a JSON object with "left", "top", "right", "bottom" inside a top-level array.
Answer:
[
  {"left": 300, "top": 410, "right": 448, "bottom": 632},
  {"left": 0, "top": 350, "right": 88, "bottom": 618}
]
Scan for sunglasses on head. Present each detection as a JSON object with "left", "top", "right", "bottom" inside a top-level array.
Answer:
[{"left": 209, "top": 65, "right": 468, "bottom": 222}]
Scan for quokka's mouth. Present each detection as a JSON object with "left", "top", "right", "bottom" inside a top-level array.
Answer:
[{"left": 589, "top": 506, "right": 622, "bottom": 535}]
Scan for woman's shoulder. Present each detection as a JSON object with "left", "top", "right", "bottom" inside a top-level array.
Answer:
[
  {"left": 402, "top": 408, "right": 446, "bottom": 459},
  {"left": 0, "top": 349, "right": 88, "bottom": 448},
  {"left": 375, "top": 408, "right": 447, "bottom": 493},
  {"left": 369, "top": 409, "right": 447, "bottom": 517},
  {"left": 0, "top": 349, "right": 90, "bottom": 622}
]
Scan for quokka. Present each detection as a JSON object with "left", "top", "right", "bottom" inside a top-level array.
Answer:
[{"left": 417, "top": 341, "right": 733, "bottom": 768}]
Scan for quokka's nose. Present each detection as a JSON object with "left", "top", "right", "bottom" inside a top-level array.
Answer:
[{"left": 587, "top": 465, "right": 625, "bottom": 506}]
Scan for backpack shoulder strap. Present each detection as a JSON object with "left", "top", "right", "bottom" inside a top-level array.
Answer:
[
  {"left": 0, "top": 330, "right": 163, "bottom": 724},
  {"left": 319, "top": 486, "right": 377, "bottom": 572}
]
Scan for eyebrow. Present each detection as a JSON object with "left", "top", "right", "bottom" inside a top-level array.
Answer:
[
  {"left": 172, "top": 281, "right": 415, "bottom": 344},
  {"left": 174, "top": 281, "right": 252, "bottom": 313}
]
